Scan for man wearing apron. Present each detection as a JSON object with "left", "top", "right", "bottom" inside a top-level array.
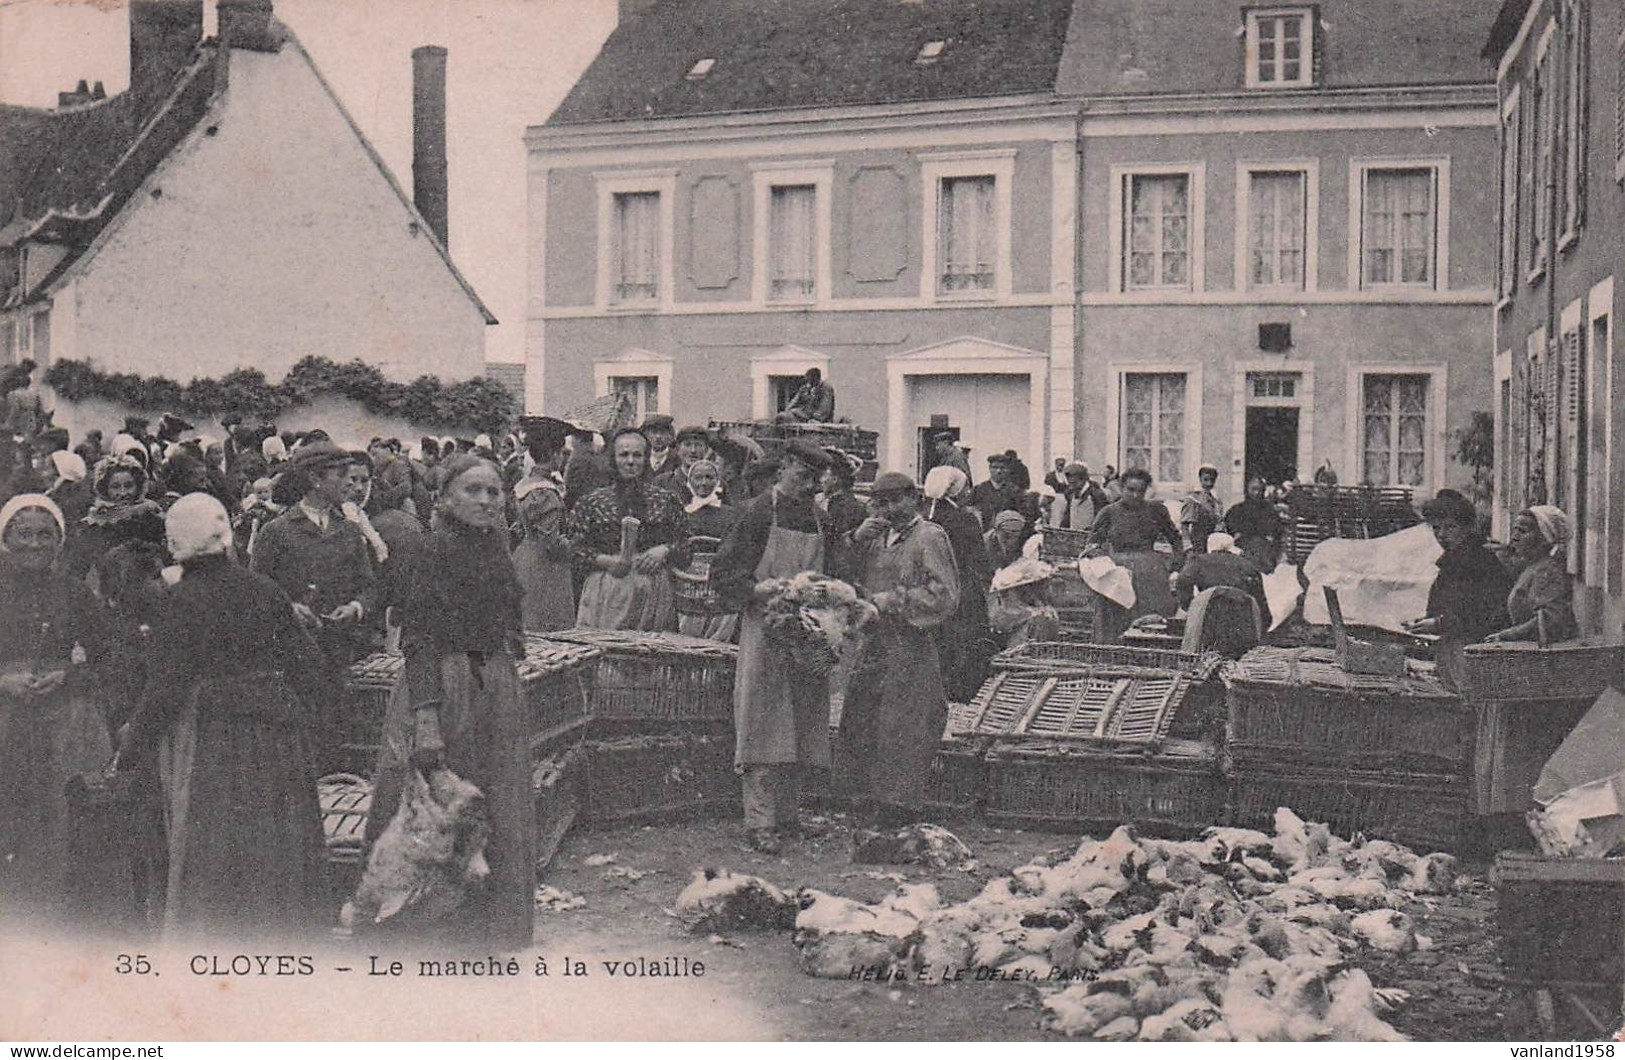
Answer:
[
  {"left": 837, "top": 472, "right": 960, "bottom": 830},
  {"left": 710, "top": 441, "right": 837, "bottom": 854}
]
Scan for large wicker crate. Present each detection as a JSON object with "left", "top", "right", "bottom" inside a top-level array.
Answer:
[
  {"left": 1230, "top": 763, "right": 1468, "bottom": 852},
  {"left": 985, "top": 643, "right": 1222, "bottom": 741},
  {"left": 1493, "top": 852, "right": 1625, "bottom": 987},
  {"left": 1282, "top": 484, "right": 1418, "bottom": 564},
  {"left": 582, "top": 730, "right": 739, "bottom": 824},
  {"left": 965, "top": 668, "right": 1194, "bottom": 747},
  {"left": 1038, "top": 527, "right": 1092, "bottom": 565},
  {"left": 538, "top": 629, "right": 737, "bottom": 726},
  {"left": 925, "top": 737, "right": 988, "bottom": 819},
  {"left": 1223, "top": 646, "right": 1466, "bottom": 772},
  {"left": 1461, "top": 641, "right": 1625, "bottom": 703},
  {"left": 335, "top": 640, "right": 598, "bottom": 774},
  {"left": 985, "top": 738, "right": 1223, "bottom": 834},
  {"left": 319, "top": 773, "right": 371, "bottom": 909}
]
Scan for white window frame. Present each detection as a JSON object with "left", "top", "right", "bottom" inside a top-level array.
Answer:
[
  {"left": 1528, "top": 20, "right": 1557, "bottom": 284},
  {"left": 1110, "top": 163, "right": 1206, "bottom": 294},
  {"left": 1229, "top": 360, "right": 1316, "bottom": 499},
  {"left": 594, "top": 170, "right": 677, "bottom": 311},
  {"left": 918, "top": 149, "right": 1015, "bottom": 302},
  {"left": 1343, "top": 365, "right": 1448, "bottom": 493},
  {"left": 1105, "top": 364, "right": 1205, "bottom": 494},
  {"left": 1234, "top": 160, "right": 1319, "bottom": 292},
  {"left": 750, "top": 161, "right": 834, "bottom": 306},
  {"left": 1244, "top": 8, "right": 1315, "bottom": 89},
  {"left": 1587, "top": 276, "right": 1615, "bottom": 590},
  {"left": 1493, "top": 348, "right": 1513, "bottom": 540},
  {"left": 1347, "top": 157, "right": 1451, "bottom": 293},
  {"left": 748, "top": 345, "right": 831, "bottom": 420},
  {"left": 593, "top": 349, "right": 673, "bottom": 417}
]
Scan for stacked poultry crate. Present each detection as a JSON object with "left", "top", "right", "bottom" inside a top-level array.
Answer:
[
  {"left": 1223, "top": 645, "right": 1469, "bottom": 850},
  {"left": 708, "top": 420, "right": 879, "bottom": 485},
  {"left": 948, "top": 642, "right": 1229, "bottom": 834},
  {"left": 322, "top": 635, "right": 600, "bottom": 893},
  {"left": 1035, "top": 527, "right": 1097, "bottom": 636},
  {"left": 1281, "top": 484, "right": 1419, "bottom": 564},
  {"left": 536, "top": 628, "right": 739, "bottom": 825}
]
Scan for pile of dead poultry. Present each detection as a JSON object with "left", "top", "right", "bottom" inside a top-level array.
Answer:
[{"left": 675, "top": 808, "right": 1458, "bottom": 1041}]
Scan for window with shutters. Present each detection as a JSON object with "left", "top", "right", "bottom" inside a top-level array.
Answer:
[
  {"left": 1559, "top": 1, "right": 1589, "bottom": 246},
  {"left": 938, "top": 175, "right": 996, "bottom": 293},
  {"left": 1526, "top": 329, "right": 1551, "bottom": 504},
  {"left": 1355, "top": 165, "right": 1439, "bottom": 289},
  {"left": 1530, "top": 27, "right": 1556, "bottom": 279},
  {"left": 1361, "top": 374, "right": 1430, "bottom": 487},
  {"left": 1122, "top": 373, "right": 1188, "bottom": 484},
  {"left": 1555, "top": 325, "right": 1584, "bottom": 575},
  {"left": 595, "top": 172, "right": 675, "bottom": 310},
  {"left": 767, "top": 184, "right": 817, "bottom": 301},
  {"left": 1615, "top": 19, "right": 1625, "bottom": 182},
  {"left": 611, "top": 192, "right": 661, "bottom": 304},
  {"left": 1499, "top": 89, "right": 1522, "bottom": 299},
  {"left": 1245, "top": 9, "right": 1315, "bottom": 88}
]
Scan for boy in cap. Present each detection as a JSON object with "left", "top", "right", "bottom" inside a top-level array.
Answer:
[
  {"left": 641, "top": 415, "right": 677, "bottom": 477},
  {"left": 711, "top": 440, "right": 839, "bottom": 853},
  {"left": 835, "top": 472, "right": 960, "bottom": 830}
]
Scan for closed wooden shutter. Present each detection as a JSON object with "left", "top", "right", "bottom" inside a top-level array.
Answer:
[
  {"left": 1562, "top": 327, "right": 1584, "bottom": 574},
  {"left": 1615, "top": 24, "right": 1625, "bottom": 181}
]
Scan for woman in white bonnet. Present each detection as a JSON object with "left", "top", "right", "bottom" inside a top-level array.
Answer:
[
  {"left": 0, "top": 493, "right": 120, "bottom": 924},
  {"left": 119, "top": 493, "right": 327, "bottom": 939}
]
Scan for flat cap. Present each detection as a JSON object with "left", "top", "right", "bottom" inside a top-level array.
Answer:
[
  {"left": 868, "top": 471, "right": 917, "bottom": 497},
  {"left": 781, "top": 439, "right": 834, "bottom": 471}
]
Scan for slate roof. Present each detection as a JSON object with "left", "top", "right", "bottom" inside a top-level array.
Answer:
[
  {"left": 1055, "top": 0, "right": 1499, "bottom": 98},
  {"left": 546, "top": 0, "right": 1079, "bottom": 125},
  {"left": 0, "top": 25, "right": 494, "bottom": 322}
]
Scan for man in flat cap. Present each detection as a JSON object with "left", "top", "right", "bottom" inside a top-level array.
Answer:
[
  {"left": 711, "top": 439, "right": 839, "bottom": 853},
  {"left": 835, "top": 471, "right": 959, "bottom": 830},
  {"left": 641, "top": 415, "right": 678, "bottom": 477},
  {"left": 251, "top": 439, "right": 378, "bottom": 753},
  {"left": 653, "top": 425, "right": 714, "bottom": 503}
]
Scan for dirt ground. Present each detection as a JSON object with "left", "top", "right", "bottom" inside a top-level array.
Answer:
[{"left": 533, "top": 812, "right": 1540, "bottom": 1042}]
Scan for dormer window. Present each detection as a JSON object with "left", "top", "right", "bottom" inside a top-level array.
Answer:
[
  {"left": 1245, "top": 8, "right": 1313, "bottom": 88},
  {"left": 685, "top": 58, "right": 715, "bottom": 81},
  {"left": 915, "top": 40, "right": 946, "bottom": 66}
]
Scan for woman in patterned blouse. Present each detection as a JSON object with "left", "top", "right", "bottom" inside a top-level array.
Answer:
[{"left": 565, "top": 428, "right": 691, "bottom": 631}]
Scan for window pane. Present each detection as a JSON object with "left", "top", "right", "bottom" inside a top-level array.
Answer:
[
  {"left": 940, "top": 175, "right": 995, "bottom": 291},
  {"left": 1364, "top": 169, "right": 1434, "bottom": 286},
  {"left": 1249, "top": 171, "right": 1305, "bottom": 288},
  {"left": 769, "top": 184, "right": 816, "bottom": 300},
  {"left": 1126, "top": 174, "right": 1191, "bottom": 290},
  {"left": 613, "top": 192, "right": 660, "bottom": 302}
]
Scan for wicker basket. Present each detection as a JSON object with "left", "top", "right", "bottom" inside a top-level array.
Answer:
[
  {"left": 1460, "top": 641, "right": 1625, "bottom": 703},
  {"left": 582, "top": 731, "right": 739, "bottom": 824},
  {"left": 985, "top": 737, "right": 1223, "bottom": 834},
  {"left": 1493, "top": 852, "right": 1625, "bottom": 987},
  {"left": 925, "top": 738, "right": 988, "bottom": 819},
  {"left": 1039, "top": 527, "right": 1092, "bottom": 564},
  {"left": 995, "top": 641, "right": 1221, "bottom": 678},
  {"left": 1045, "top": 567, "right": 1094, "bottom": 609},
  {"left": 337, "top": 642, "right": 598, "bottom": 773},
  {"left": 319, "top": 773, "right": 371, "bottom": 907},
  {"left": 533, "top": 628, "right": 737, "bottom": 726},
  {"left": 1223, "top": 646, "right": 1467, "bottom": 772},
  {"left": 1229, "top": 763, "right": 1468, "bottom": 852},
  {"left": 672, "top": 536, "right": 730, "bottom": 617}
]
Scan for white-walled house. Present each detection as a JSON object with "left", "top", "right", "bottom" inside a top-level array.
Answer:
[{"left": 0, "top": 0, "right": 494, "bottom": 433}]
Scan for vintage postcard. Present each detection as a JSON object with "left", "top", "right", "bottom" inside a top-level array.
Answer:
[{"left": 1, "top": 0, "right": 1622, "bottom": 1044}]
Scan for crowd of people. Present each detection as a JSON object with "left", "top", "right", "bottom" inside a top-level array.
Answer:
[{"left": 0, "top": 359, "right": 1581, "bottom": 947}]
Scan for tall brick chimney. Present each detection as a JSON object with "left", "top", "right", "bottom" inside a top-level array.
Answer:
[
  {"left": 128, "top": 0, "right": 203, "bottom": 116},
  {"left": 411, "top": 45, "right": 449, "bottom": 249}
]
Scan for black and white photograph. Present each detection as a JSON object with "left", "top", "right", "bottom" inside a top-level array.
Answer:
[{"left": 0, "top": 0, "right": 1622, "bottom": 1045}]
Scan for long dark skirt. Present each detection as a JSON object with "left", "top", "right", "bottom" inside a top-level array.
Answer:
[
  {"left": 836, "top": 623, "right": 948, "bottom": 814},
  {"left": 0, "top": 684, "right": 126, "bottom": 928},
  {"left": 161, "top": 673, "right": 325, "bottom": 940},
  {"left": 367, "top": 650, "right": 535, "bottom": 951}
]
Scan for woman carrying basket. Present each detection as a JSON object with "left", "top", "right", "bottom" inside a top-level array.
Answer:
[{"left": 711, "top": 441, "right": 838, "bottom": 854}]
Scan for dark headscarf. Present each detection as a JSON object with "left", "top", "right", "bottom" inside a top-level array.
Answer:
[{"left": 399, "top": 454, "right": 520, "bottom": 651}]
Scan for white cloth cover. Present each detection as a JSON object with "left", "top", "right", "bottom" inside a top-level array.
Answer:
[{"left": 1300, "top": 523, "right": 1442, "bottom": 632}]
